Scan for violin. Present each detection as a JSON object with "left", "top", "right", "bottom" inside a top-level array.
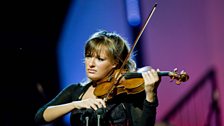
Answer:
[
  {"left": 94, "top": 3, "right": 189, "bottom": 101},
  {"left": 94, "top": 68, "right": 189, "bottom": 100}
]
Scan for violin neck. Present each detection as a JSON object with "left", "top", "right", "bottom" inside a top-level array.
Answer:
[
  {"left": 124, "top": 71, "right": 170, "bottom": 79},
  {"left": 158, "top": 71, "right": 170, "bottom": 76}
]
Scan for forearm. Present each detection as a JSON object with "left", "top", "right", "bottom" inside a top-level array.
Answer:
[
  {"left": 146, "top": 91, "right": 157, "bottom": 103},
  {"left": 141, "top": 99, "right": 158, "bottom": 126},
  {"left": 43, "top": 102, "right": 76, "bottom": 122},
  {"left": 142, "top": 90, "right": 158, "bottom": 126}
]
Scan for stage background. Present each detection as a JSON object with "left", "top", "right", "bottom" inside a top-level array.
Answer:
[{"left": 1, "top": 0, "right": 223, "bottom": 126}]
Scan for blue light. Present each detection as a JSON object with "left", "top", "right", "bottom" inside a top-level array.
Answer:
[{"left": 125, "top": 0, "right": 141, "bottom": 26}]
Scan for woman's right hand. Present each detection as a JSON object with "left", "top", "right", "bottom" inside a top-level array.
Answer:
[{"left": 73, "top": 98, "right": 106, "bottom": 110}]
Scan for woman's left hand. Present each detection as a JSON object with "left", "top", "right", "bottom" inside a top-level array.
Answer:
[{"left": 142, "top": 68, "right": 160, "bottom": 102}]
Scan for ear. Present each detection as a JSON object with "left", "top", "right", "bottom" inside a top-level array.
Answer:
[
  {"left": 112, "top": 62, "right": 118, "bottom": 68},
  {"left": 112, "top": 64, "right": 117, "bottom": 68}
]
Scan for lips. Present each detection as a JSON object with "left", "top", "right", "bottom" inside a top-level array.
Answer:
[{"left": 88, "top": 69, "right": 96, "bottom": 74}]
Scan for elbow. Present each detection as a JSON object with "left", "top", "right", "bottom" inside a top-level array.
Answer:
[{"left": 34, "top": 108, "right": 48, "bottom": 125}]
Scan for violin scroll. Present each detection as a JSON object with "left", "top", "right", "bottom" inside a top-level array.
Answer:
[{"left": 168, "top": 68, "right": 189, "bottom": 85}]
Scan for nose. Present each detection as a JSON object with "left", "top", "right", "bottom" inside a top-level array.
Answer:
[{"left": 88, "top": 57, "right": 95, "bottom": 67}]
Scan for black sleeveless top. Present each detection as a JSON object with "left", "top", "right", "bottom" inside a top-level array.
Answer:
[
  {"left": 70, "top": 83, "right": 134, "bottom": 126},
  {"left": 35, "top": 83, "right": 158, "bottom": 126}
]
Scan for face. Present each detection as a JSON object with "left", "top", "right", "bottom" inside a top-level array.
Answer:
[{"left": 85, "top": 47, "right": 116, "bottom": 82}]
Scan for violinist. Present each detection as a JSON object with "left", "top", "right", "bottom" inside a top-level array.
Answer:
[{"left": 35, "top": 30, "right": 161, "bottom": 126}]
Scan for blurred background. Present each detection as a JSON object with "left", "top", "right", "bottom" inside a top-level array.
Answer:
[{"left": 1, "top": 0, "right": 223, "bottom": 126}]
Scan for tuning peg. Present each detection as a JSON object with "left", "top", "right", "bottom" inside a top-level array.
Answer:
[
  {"left": 176, "top": 80, "right": 181, "bottom": 85},
  {"left": 180, "top": 70, "right": 185, "bottom": 74},
  {"left": 173, "top": 68, "right": 178, "bottom": 73}
]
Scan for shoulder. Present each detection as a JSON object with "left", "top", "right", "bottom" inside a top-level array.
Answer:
[{"left": 62, "top": 83, "right": 83, "bottom": 92}]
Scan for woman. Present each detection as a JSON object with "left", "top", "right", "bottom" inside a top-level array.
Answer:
[{"left": 35, "top": 30, "right": 161, "bottom": 126}]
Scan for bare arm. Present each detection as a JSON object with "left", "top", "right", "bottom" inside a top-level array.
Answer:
[
  {"left": 43, "top": 102, "right": 75, "bottom": 122},
  {"left": 43, "top": 98, "right": 106, "bottom": 122},
  {"left": 35, "top": 84, "right": 81, "bottom": 124}
]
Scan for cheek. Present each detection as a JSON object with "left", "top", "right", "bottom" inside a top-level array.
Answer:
[
  {"left": 84, "top": 61, "right": 88, "bottom": 69},
  {"left": 98, "top": 63, "right": 114, "bottom": 73}
]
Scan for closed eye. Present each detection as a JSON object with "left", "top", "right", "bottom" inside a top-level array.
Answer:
[{"left": 97, "top": 56, "right": 105, "bottom": 61}]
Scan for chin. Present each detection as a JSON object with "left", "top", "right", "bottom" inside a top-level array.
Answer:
[{"left": 88, "top": 76, "right": 98, "bottom": 81}]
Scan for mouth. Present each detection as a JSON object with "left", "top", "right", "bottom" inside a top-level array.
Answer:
[{"left": 87, "top": 69, "right": 97, "bottom": 74}]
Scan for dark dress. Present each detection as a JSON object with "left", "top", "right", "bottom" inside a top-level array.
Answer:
[{"left": 35, "top": 83, "right": 158, "bottom": 126}]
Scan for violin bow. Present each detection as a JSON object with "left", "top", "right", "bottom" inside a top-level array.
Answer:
[
  {"left": 104, "top": 3, "right": 158, "bottom": 101},
  {"left": 115, "top": 3, "right": 158, "bottom": 80}
]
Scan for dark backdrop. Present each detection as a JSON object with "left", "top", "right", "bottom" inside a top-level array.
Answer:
[{"left": 1, "top": 1, "right": 70, "bottom": 125}]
